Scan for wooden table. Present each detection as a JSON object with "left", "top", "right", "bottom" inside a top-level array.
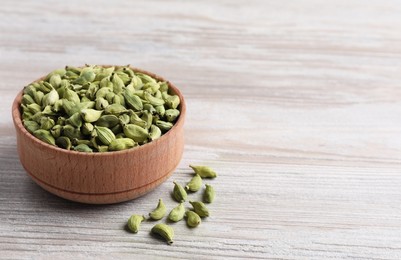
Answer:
[{"left": 1, "top": 0, "right": 401, "bottom": 259}]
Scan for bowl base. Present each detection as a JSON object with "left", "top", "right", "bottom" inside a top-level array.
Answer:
[{"left": 25, "top": 168, "right": 174, "bottom": 204}]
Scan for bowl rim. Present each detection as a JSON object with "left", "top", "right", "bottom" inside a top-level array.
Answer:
[{"left": 12, "top": 65, "right": 186, "bottom": 157}]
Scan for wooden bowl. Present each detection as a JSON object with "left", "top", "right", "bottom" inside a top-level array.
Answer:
[{"left": 12, "top": 67, "right": 186, "bottom": 204}]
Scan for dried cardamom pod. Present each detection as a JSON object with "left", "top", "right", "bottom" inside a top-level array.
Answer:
[
  {"left": 173, "top": 181, "right": 187, "bottom": 202},
  {"left": 123, "top": 124, "right": 149, "bottom": 143},
  {"left": 189, "top": 201, "right": 209, "bottom": 217},
  {"left": 63, "top": 125, "right": 84, "bottom": 140},
  {"left": 81, "top": 109, "right": 103, "bottom": 123},
  {"left": 149, "top": 199, "right": 166, "bottom": 220},
  {"left": 49, "top": 74, "right": 62, "bottom": 88},
  {"left": 50, "top": 125, "right": 62, "bottom": 138},
  {"left": 74, "top": 144, "right": 93, "bottom": 153},
  {"left": 144, "top": 91, "right": 165, "bottom": 106},
  {"left": 56, "top": 136, "right": 72, "bottom": 150},
  {"left": 185, "top": 174, "right": 202, "bottom": 192},
  {"left": 143, "top": 104, "right": 157, "bottom": 115},
  {"left": 40, "top": 117, "right": 55, "bottom": 130},
  {"left": 149, "top": 125, "right": 161, "bottom": 141},
  {"left": 185, "top": 210, "right": 201, "bottom": 228},
  {"left": 95, "top": 97, "right": 109, "bottom": 110},
  {"left": 95, "top": 115, "right": 119, "bottom": 128},
  {"left": 108, "top": 138, "right": 136, "bottom": 151},
  {"left": 33, "top": 129, "right": 55, "bottom": 146},
  {"left": 23, "top": 120, "right": 39, "bottom": 134},
  {"left": 155, "top": 105, "right": 165, "bottom": 117},
  {"left": 123, "top": 91, "right": 143, "bottom": 111},
  {"left": 118, "top": 114, "right": 130, "bottom": 125},
  {"left": 168, "top": 203, "right": 185, "bottom": 222},
  {"left": 189, "top": 165, "right": 217, "bottom": 178},
  {"left": 151, "top": 223, "right": 174, "bottom": 245},
  {"left": 22, "top": 94, "right": 36, "bottom": 105},
  {"left": 104, "top": 104, "right": 127, "bottom": 115},
  {"left": 94, "top": 126, "right": 116, "bottom": 145},
  {"left": 155, "top": 120, "right": 173, "bottom": 132},
  {"left": 203, "top": 184, "right": 215, "bottom": 203},
  {"left": 127, "top": 215, "right": 146, "bottom": 233},
  {"left": 82, "top": 122, "right": 94, "bottom": 135},
  {"left": 165, "top": 109, "right": 180, "bottom": 122},
  {"left": 129, "top": 112, "right": 148, "bottom": 128},
  {"left": 141, "top": 110, "right": 153, "bottom": 130},
  {"left": 165, "top": 95, "right": 180, "bottom": 109},
  {"left": 111, "top": 73, "right": 125, "bottom": 94},
  {"left": 66, "top": 112, "right": 82, "bottom": 128},
  {"left": 63, "top": 88, "right": 81, "bottom": 104}
]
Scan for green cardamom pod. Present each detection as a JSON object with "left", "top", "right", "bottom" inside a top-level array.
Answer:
[
  {"left": 104, "top": 104, "right": 128, "bottom": 115},
  {"left": 115, "top": 70, "right": 131, "bottom": 85},
  {"left": 143, "top": 104, "right": 157, "bottom": 115},
  {"left": 168, "top": 203, "right": 185, "bottom": 222},
  {"left": 173, "top": 181, "right": 187, "bottom": 202},
  {"left": 42, "top": 89, "right": 59, "bottom": 107},
  {"left": 49, "top": 74, "right": 62, "bottom": 88},
  {"left": 73, "top": 67, "right": 96, "bottom": 85},
  {"left": 185, "top": 174, "right": 202, "bottom": 192},
  {"left": 97, "top": 145, "right": 109, "bottom": 152},
  {"left": 144, "top": 91, "right": 165, "bottom": 106},
  {"left": 141, "top": 111, "right": 153, "bottom": 130},
  {"left": 137, "top": 73, "right": 157, "bottom": 84},
  {"left": 123, "top": 124, "right": 149, "bottom": 143},
  {"left": 189, "top": 165, "right": 217, "bottom": 178},
  {"left": 185, "top": 210, "right": 201, "bottom": 228},
  {"left": 111, "top": 73, "right": 125, "bottom": 94},
  {"left": 22, "top": 111, "right": 33, "bottom": 121},
  {"left": 33, "top": 129, "right": 55, "bottom": 146},
  {"left": 95, "top": 97, "right": 109, "bottom": 110},
  {"left": 95, "top": 115, "right": 119, "bottom": 128},
  {"left": 63, "top": 88, "right": 81, "bottom": 104},
  {"left": 74, "top": 144, "right": 93, "bottom": 153},
  {"left": 189, "top": 201, "right": 209, "bottom": 217},
  {"left": 22, "top": 94, "right": 36, "bottom": 105},
  {"left": 108, "top": 138, "right": 136, "bottom": 151},
  {"left": 52, "top": 99, "right": 64, "bottom": 112},
  {"left": 33, "top": 90, "right": 44, "bottom": 106},
  {"left": 149, "top": 199, "right": 166, "bottom": 220},
  {"left": 38, "top": 81, "right": 53, "bottom": 93},
  {"left": 85, "top": 82, "right": 99, "bottom": 100},
  {"left": 155, "top": 120, "right": 173, "bottom": 132},
  {"left": 57, "top": 116, "right": 66, "bottom": 126},
  {"left": 154, "top": 90, "right": 162, "bottom": 99},
  {"left": 45, "top": 68, "right": 66, "bottom": 82},
  {"left": 118, "top": 114, "right": 130, "bottom": 125},
  {"left": 41, "top": 105, "right": 56, "bottom": 116},
  {"left": 23, "top": 120, "right": 39, "bottom": 134},
  {"left": 151, "top": 223, "right": 174, "bottom": 245},
  {"left": 63, "top": 125, "right": 84, "bottom": 140},
  {"left": 81, "top": 109, "right": 103, "bottom": 123},
  {"left": 95, "top": 67, "right": 114, "bottom": 81},
  {"left": 50, "top": 125, "right": 62, "bottom": 138},
  {"left": 127, "top": 215, "right": 146, "bottom": 233},
  {"left": 96, "top": 86, "right": 112, "bottom": 99},
  {"left": 26, "top": 103, "right": 42, "bottom": 114},
  {"left": 56, "top": 136, "right": 72, "bottom": 150},
  {"left": 94, "top": 126, "right": 116, "bottom": 145},
  {"left": 155, "top": 105, "right": 165, "bottom": 117},
  {"left": 66, "top": 112, "right": 82, "bottom": 128},
  {"left": 110, "top": 123, "right": 123, "bottom": 135},
  {"left": 165, "top": 95, "right": 180, "bottom": 109},
  {"left": 82, "top": 122, "right": 94, "bottom": 135},
  {"left": 165, "top": 109, "right": 180, "bottom": 122},
  {"left": 123, "top": 91, "right": 143, "bottom": 111},
  {"left": 203, "top": 184, "right": 215, "bottom": 203},
  {"left": 159, "top": 82, "right": 169, "bottom": 92},
  {"left": 40, "top": 117, "right": 55, "bottom": 130},
  {"left": 65, "top": 65, "right": 82, "bottom": 75},
  {"left": 129, "top": 112, "right": 148, "bottom": 128},
  {"left": 149, "top": 125, "right": 161, "bottom": 141}
]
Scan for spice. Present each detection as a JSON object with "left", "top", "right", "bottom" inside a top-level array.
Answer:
[
  {"left": 127, "top": 215, "right": 146, "bottom": 233},
  {"left": 151, "top": 223, "right": 174, "bottom": 245},
  {"left": 20, "top": 65, "right": 181, "bottom": 152},
  {"left": 168, "top": 203, "right": 185, "bottom": 222},
  {"left": 149, "top": 198, "right": 166, "bottom": 220}
]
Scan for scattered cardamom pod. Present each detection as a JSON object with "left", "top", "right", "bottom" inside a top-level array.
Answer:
[
  {"left": 185, "top": 210, "right": 201, "bottom": 228},
  {"left": 168, "top": 202, "right": 185, "bottom": 222},
  {"left": 173, "top": 181, "right": 187, "bottom": 202},
  {"left": 151, "top": 223, "right": 174, "bottom": 245},
  {"left": 149, "top": 198, "right": 166, "bottom": 220},
  {"left": 203, "top": 184, "right": 215, "bottom": 203},
  {"left": 127, "top": 215, "right": 146, "bottom": 233},
  {"left": 189, "top": 165, "right": 217, "bottom": 178},
  {"left": 185, "top": 174, "right": 202, "bottom": 192},
  {"left": 189, "top": 201, "right": 209, "bottom": 217}
]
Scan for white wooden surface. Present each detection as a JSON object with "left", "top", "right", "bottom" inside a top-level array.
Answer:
[{"left": 1, "top": 0, "right": 401, "bottom": 259}]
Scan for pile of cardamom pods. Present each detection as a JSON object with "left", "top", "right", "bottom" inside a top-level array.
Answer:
[
  {"left": 127, "top": 165, "right": 217, "bottom": 245},
  {"left": 20, "top": 65, "right": 181, "bottom": 152}
]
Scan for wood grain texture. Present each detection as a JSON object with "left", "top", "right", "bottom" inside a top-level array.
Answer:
[{"left": 1, "top": 0, "right": 401, "bottom": 259}]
